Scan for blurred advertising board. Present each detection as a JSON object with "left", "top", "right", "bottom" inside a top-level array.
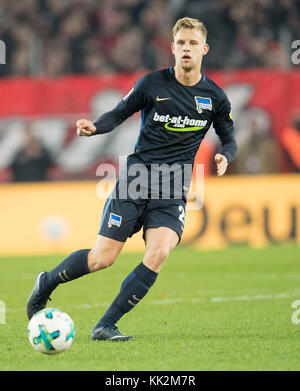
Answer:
[{"left": 0, "top": 175, "right": 299, "bottom": 255}]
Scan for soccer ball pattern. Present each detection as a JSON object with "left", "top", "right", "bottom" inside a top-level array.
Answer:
[{"left": 28, "top": 308, "right": 75, "bottom": 355}]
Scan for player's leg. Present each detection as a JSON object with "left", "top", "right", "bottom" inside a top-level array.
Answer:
[
  {"left": 91, "top": 227, "right": 178, "bottom": 340},
  {"left": 45, "top": 234, "right": 125, "bottom": 289},
  {"left": 26, "top": 235, "right": 125, "bottom": 320},
  {"left": 88, "top": 235, "right": 125, "bottom": 271},
  {"left": 26, "top": 176, "right": 137, "bottom": 321},
  {"left": 142, "top": 226, "right": 179, "bottom": 272}
]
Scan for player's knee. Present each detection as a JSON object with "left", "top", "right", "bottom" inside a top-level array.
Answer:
[
  {"left": 143, "top": 246, "right": 170, "bottom": 272},
  {"left": 88, "top": 248, "right": 117, "bottom": 272}
]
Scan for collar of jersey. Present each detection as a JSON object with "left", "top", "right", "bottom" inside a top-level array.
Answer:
[{"left": 169, "top": 67, "right": 205, "bottom": 87}]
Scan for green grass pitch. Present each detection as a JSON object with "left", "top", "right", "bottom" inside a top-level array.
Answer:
[{"left": 1, "top": 245, "right": 300, "bottom": 371}]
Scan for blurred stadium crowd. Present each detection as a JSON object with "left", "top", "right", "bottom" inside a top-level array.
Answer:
[{"left": 0, "top": 0, "right": 299, "bottom": 77}]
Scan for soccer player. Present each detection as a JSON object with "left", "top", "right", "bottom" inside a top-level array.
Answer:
[{"left": 27, "top": 17, "right": 237, "bottom": 341}]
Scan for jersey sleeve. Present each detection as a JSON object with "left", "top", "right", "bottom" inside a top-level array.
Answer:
[
  {"left": 93, "top": 75, "right": 149, "bottom": 135},
  {"left": 213, "top": 92, "right": 237, "bottom": 163}
]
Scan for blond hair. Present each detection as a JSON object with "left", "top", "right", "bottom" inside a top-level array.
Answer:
[{"left": 172, "top": 17, "right": 207, "bottom": 41}]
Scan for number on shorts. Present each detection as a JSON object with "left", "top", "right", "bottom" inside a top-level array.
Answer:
[{"left": 178, "top": 205, "right": 185, "bottom": 225}]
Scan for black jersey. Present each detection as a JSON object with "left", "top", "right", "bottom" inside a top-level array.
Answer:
[
  {"left": 93, "top": 68, "right": 237, "bottom": 198},
  {"left": 94, "top": 67, "right": 237, "bottom": 166}
]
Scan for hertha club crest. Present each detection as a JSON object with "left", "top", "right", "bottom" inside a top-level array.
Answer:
[{"left": 194, "top": 96, "right": 212, "bottom": 114}]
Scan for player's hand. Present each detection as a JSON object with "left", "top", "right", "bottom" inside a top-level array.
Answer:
[
  {"left": 76, "top": 119, "right": 96, "bottom": 137},
  {"left": 215, "top": 154, "right": 228, "bottom": 176}
]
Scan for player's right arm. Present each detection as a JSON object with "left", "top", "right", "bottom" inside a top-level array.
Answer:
[
  {"left": 76, "top": 75, "right": 149, "bottom": 137},
  {"left": 76, "top": 119, "right": 96, "bottom": 136}
]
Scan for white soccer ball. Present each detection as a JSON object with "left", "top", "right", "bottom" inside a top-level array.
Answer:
[{"left": 28, "top": 308, "right": 75, "bottom": 355}]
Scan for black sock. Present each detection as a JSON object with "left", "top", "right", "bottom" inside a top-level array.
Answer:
[
  {"left": 42, "top": 249, "right": 90, "bottom": 294},
  {"left": 94, "top": 262, "right": 158, "bottom": 329}
]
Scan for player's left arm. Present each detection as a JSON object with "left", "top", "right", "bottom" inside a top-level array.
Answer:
[{"left": 213, "top": 92, "right": 237, "bottom": 176}]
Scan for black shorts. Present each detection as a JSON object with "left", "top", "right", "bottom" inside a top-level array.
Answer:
[{"left": 98, "top": 183, "right": 186, "bottom": 244}]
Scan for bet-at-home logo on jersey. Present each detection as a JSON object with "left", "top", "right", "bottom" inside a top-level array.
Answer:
[{"left": 153, "top": 112, "right": 207, "bottom": 132}]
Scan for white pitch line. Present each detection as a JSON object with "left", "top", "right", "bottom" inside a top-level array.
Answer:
[
  {"left": 5, "top": 290, "right": 300, "bottom": 313},
  {"left": 149, "top": 298, "right": 183, "bottom": 305},
  {"left": 210, "top": 291, "right": 300, "bottom": 302},
  {"left": 190, "top": 290, "right": 300, "bottom": 304},
  {"left": 76, "top": 302, "right": 111, "bottom": 309}
]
